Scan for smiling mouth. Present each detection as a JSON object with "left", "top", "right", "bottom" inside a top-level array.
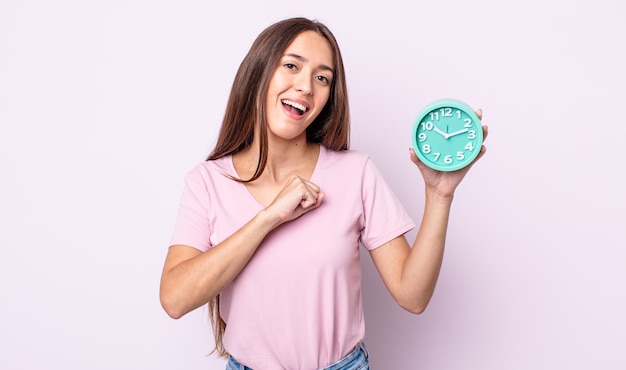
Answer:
[{"left": 281, "top": 99, "right": 307, "bottom": 116}]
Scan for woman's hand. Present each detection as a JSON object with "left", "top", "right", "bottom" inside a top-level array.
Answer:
[
  {"left": 265, "top": 175, "right": 324, "bottom": 225},
  {"left": 409, "top": 109, "right": 488, "bottom": 198}
]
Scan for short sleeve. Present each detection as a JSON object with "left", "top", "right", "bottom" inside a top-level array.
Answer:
[
  {"left": 169, "top": 168, "right": 213, "bottom": 252},
  {"left": 359, "top": 157, "right": 415, "bottom": 250}
]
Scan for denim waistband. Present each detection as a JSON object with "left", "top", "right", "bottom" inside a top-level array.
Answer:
[
  {"left": 320, "top": 341, "right": 368, "bottom": 370},
  {"left": 226, "top": 342, "right": 368, "bottom": 370}
]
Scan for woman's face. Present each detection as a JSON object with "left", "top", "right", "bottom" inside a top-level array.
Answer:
[{"left": 264, "top": 31, "right": 335, "bottom": 143}]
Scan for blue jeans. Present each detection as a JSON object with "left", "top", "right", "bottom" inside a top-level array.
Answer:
[{"left": 225, "top": 342, "right": 369, "bottom": 370}]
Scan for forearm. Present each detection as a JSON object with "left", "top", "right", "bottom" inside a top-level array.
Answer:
[
  {"left": 401, "top": 189, "right": 453, "bottom": 312},
  {"left": 160, "top": 209, "right": 280, "bottom": 318}
]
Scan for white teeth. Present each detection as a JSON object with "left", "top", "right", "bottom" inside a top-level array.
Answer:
[{"left": 282, "top": 99, "right": 306, "bottom": 113}]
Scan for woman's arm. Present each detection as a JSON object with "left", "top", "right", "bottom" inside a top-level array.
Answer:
[
  {"left": 370, "top": 116, "right": 488, "bottom": 314},
  {"left": 160, "top": 209, "right": 277, "bottom": 319},
  {"left": 160, "top": 174, "right": 324, "bottom": 319},
  {"left": 369, "top": 189, "right": 454, "bottom": 314}
]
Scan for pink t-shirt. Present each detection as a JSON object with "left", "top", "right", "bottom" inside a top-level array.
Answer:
[{"left": 170, "top": 146, "right": 415, "bottom": 369}]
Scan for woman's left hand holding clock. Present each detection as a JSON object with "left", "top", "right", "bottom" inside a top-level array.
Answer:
[{"left": 410, "top": 108, "right": 488, "bottom": 199}]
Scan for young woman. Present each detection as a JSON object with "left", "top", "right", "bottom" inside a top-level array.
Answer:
[{"left": 160, "top": 17, "right": 487, "bottom": 370}]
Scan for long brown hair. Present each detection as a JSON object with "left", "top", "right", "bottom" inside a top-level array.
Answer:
[
  {"left": 206, "top": 17, "right": 350, "bottom": 358},
  {"left": 206, "top": 17, "right": 350, "bottom": 179}
]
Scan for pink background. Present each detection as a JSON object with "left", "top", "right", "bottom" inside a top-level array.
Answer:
[{"left": 1, "top": 1, "right": 625, "bottom": 369}]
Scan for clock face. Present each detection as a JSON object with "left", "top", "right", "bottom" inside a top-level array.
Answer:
[{"left": 412, "top": 99, "right": 483, "bottom": 172}]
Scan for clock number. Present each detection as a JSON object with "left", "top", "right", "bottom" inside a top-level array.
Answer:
[
  {"left": 465, "top": 142, "right": 474, "bottom": 151},
  {"left": 464, "top": 118, "right": 472, "bottom": 128},
  {"left": 429, "top": 112, "right": 439, "bottom": 121},
  {"left": 422, "top": 144, "right": 431, "bottom": 154},
  {"left": 421, "top": 121, "right": 434, "bottom": 131},
  {"left": 440, "top": 107, "right": 452, "bottom": 117},
  {"left": 444, "top": 155, "right": 453, "bottom": 164},
  {"left": 456, "top": 110, "right": 461, "bottom": 119},
  {"left": 418, "top": 133, "right": 427, "bottom": 142},
  {"left": 456, "top": 152, "right": 465, "bottom": 160},
  {"left": 433, "top": 152, "right": 441, "bottom": 161}
]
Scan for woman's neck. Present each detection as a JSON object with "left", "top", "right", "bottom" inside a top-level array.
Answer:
[{"left": 234, "top": 137, "right": 320, "bottom": 184}]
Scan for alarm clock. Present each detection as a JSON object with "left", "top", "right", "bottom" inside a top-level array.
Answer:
[{"left": 412, "top": 98, "right": 483, "bottom": 172}]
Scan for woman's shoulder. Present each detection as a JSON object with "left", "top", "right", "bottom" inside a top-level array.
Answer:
[
  {"left": 320, "top": 146, "right": 371, "bottom": 166},
  {"left": 316, "top": 147, "right": 378, "bottom": 183},
  {"left": 184, "top": 156, "right": 234, "bottom": 182}
]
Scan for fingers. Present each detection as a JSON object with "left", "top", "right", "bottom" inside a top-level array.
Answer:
[
  {"left": 471, "top": 126, "right": 488, "bottom": 165},
  {"left": 299, "top": 180, "right": 322, "bottom": 209},
  {"left": 475, "top": 108, "right": 483, "bottom": 120},
  {"left": 304, "top": 192, "right": 325, "bottom": 210},
  {"left": 268, "top": 175, "right": 324, "bottom": 224},
  {"left": 409, "top": 147, "right": 438, "bottom": 172},
  {"left": 475, "top": 142, "right": 487, "bottom": 161},
  {"left": 474, "top": 108, "right": 488, "bottom": 141},
  {"left": 408, "top": 147, "right": 419, "bottom": 164},
  {"left": 408, "top": 147, "right": 426, "bottom": 168},
  {"left": 473, "top": 107, "right": 488, "bottom": 148}
]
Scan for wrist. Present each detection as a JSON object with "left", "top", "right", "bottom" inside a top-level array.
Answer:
[
  {"left": 425, "top": 187, "right": 454, "bottom": 206},
  {"left": 256, "top": 207, "right": 283, "bottom": 230},
  {"left": 425, "top": 186, "right": 454, "bottom": 200}
]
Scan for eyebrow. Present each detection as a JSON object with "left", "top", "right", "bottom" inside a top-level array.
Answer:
[{"left": 284, "top": 53, "right": 335, "bottom": 74}]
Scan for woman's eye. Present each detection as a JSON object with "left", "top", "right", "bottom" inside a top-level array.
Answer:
[
  {"left": 284, "top": 63, "right": 297, "bottom": 70},
  {"left": 316, "top": 75, "right": 330, "bottom": 85}
]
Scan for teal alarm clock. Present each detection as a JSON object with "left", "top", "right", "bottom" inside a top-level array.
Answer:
[{"left": 412, "top": 98, "right": 483, "bottom": 172}]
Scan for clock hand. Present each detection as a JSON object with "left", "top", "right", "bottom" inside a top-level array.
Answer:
[
  {"left": 447, "top": 128, "right": 469, "bottom": 138},
  {"left": 432, "top": 126, "right": 450, "bottom": 139}
]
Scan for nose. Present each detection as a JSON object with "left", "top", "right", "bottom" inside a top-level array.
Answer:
[{"left": 294, "top": 72, "right": 313, "bottom": 95}]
